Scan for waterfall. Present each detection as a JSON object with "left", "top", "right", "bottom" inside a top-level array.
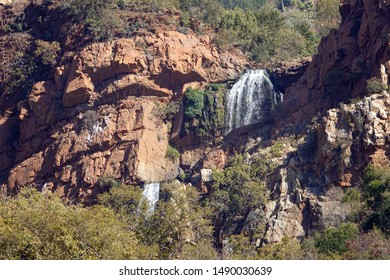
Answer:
[
  {"left": 225, "top": 69, "right": 281, "bottom": 134},
  {"left": 141, "top": 182, "right": 160, "bottom": 214}
]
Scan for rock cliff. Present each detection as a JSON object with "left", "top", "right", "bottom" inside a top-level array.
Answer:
[
  {"left": 0, "top": 31, "right": 247, "bottom": 202},
  {"left": 262, "top": 0, "right": 390, "bottom": 243},
  {"left": 0, "top": 0, "right": 389, "bottom": 247},
  {"left": 264, "top": 90, "right": 389, "bottom": 243},
  {"left": 277, "top": 0, "right": 390, "bottom": 131}
]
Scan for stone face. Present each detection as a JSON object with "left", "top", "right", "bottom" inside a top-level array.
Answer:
[
  {"left": 265, "top": 196, "right": 305, "bottom": 243},
  {"left": 63, "top": 71, "right": 94, "bottom": 107},
  {"left": 262, "top": 91, "right": 389, "bottom": 243},
  {"left": 58, "top": 32, "right": 248, "bottom": 108},
  {"left": 276, "top": 0, "right": 390, "bottom": 131},
  {"left": 0, "top": 31, "right": 245, "bottom": 202}
]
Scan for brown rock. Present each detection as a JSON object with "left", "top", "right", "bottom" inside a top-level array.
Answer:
[
  {"left": 277, "top": 0, "right": 390, "bottom": 132},
  {"left": 2, "top": 30, "right": 246, "bottom": 201},
  {"left": 63, "top": 71, "right": 94, "bottom": 107},
  {"left": 203, "top": 149, "right": 226, "bottom": 169}
]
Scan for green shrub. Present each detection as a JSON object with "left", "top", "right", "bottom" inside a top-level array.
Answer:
[
  {"left": 165, "top": 144, "right": 180, "bottom": 162},
  {"left": 137, "top": 181, "right": 216, "bottom": 259},
  {"left": 184, "top": 88, "right": 204, "bottom": 119},
  {"left": 97, "top": 175, "right": 120, "bottom": 190},
  {"left": 362, "top": 165, "right": 390, "bottom": 234},
  {"left": 256, "top": 237, "right": 303, "bottom": 260},
  {"left": 342, "top": 188, "right": 361, "bottom": 203},
  {"left": 2, "top": 55, "right": 44, "bottom": 96},
  {"left": 315, "top": 223, "right": 359, "bottom": 255},
  {"left": 60, "top": 0, "right": 125, "bottom": 41},
  {"left": 206, "top": 155, "right": 267, "bottom": 243},
  {"left": 98, "top": 184, "right": 142, "bottom": 219},
  {"left": 182, "top": 85, "right": 225, "bottom": 142},
  {"left": 153, "top": 100, "right": 181, "bottom": 121},
  {"left": 366, "top": 77, "right": 387, "bottom": 94},
  {"left": 34, "top": 40, "right": 61, "bottom": 66},
  {"left": 314, "top": 0, "right": 341, "bottom": 37},
  {"left": 0, "top": 188, "right": 143, "bottom": 259},
  {"left": 270, "top": 141, "right": 284, "bottom": 157}
]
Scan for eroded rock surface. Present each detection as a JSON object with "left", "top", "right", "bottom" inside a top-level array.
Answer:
[
  {"left": 263, "top": 91, "right": 389, "bottom": 243},
  {"left": 0, "top": 31, "right": 246, "bottom": 202},
  {"left": 277, "top": 0, "right": 390, "bottom": 131}
]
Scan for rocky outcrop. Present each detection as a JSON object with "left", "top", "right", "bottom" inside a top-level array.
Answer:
[
  {"left": 276, "top": 0, "right": 390, "bottom": 131},
  {"left": 262, "top": 1, "right": 390, "bottom": 242},
  {"left": 269, "top": 58, "right": 311, "bottom": 92},
  {"left": 263, "top": 90, "right": 389, "bottom": 243},
  {"left": 57, "top": 31, "right": 246, "bottom": 107},
  {"left": 0, "top": 31, "right": 246, "bottom": 202}
]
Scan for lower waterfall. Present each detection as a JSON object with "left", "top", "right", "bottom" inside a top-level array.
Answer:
[
  {"left": 225, "top": 69, "right": 281, "bottom": 134},
  {"left": 141, "top": 182, "right": 160, "bottom": 214}
]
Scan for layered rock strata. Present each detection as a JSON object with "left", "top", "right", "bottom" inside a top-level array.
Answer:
[{"left": 0, "top": 31, "right": 246, "bottom": 202}]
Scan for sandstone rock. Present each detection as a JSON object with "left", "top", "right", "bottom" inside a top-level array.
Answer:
[
  {"left": 2, "top": 30, "right": 246, "bottom": 201},
  {"left": 203, "top": 149, "right": 226, "bottom": 169},
  {"left": 180, "top": 149, "right": 204, "bottom": 169},
  {"left": 264, "top": 196, "right": 305, "bottom": 243},
  {"left": 63, "top": 71, "right": 94, "bottom": 107},
  {"left": 59, "top": 31, "right": 247, "bottom": 104},
  {"left": 277, "top": 0, "right": 390, "bottom": 131}
]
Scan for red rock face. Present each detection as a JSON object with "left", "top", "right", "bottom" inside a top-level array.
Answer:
[
  {"left": 276, "top": 0, "right": 390, "bottom": 131},
  {"left": 0, "top": 31, "right": 247, "bottom": 202}
]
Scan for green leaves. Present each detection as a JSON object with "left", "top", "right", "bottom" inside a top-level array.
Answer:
[
  {"left": 314, "top": 223, "right": 359, "bottom": 255},
  {"left": 207, "top": 155, "right": 267, "bottom": 242},
  {"left": 362, "top": 165, "right": 390, "bottom": 234},
  {"left": 184, "top": 88, "right": 205, "bottom": 119},
  {"left": 0, "top": 188, "right": 141, "bottom": 260}
]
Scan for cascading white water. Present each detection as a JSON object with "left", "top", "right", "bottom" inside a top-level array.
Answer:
[
  {"left": 225, "top": 69, "right": 281, "bottom": 134},
  {"left": 141, "top": 182, "right": 160, "bottom": 214}
]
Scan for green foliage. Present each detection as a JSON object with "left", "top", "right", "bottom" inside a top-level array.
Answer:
[
  {"left": 0, "top": 188, "right": 142, "bottom": 260},
  {"left": 34, "top": 40, "right": 61, "bottom": 66},
  {"left": 256, "top": 237, "right": 303, "bottom": 260},
  {"left": 60, "top": 0, "right": 125, "bottom": 41},
  {"left": 178, "top": 0, "right": 224, "bottom": 26},
  {"left": 2, "top": 54, "right": 44, "bottom": 96},
  {"left": 362, "top": 165, "right": 390, "bottom": 234},
  {"left": 216, "top": 7, "right": 259, "bottom": 49},
  {"left": 342, "top": 188, "right": 361, "bottom": 203},
  {"left": 314, "top": 223, "right": 359, "bottom": 256},
  {"left": 215, "top": 3, "right": 322, "bottom": 63},
  {"left": 97, "top": 175, "right": 121, "bottom": 190},
  {"left": 165, "top": 144, "right": 180, "bottom": 162},
  {"left": 136, "top": 182, "right": 216, "bottom": 259},
  {"left": 153, "top": 100, "right": 181, "bottom": 122},
  {"left": 98, "top": 184, "right": 143, "bottom": 222},
  {"left": 225, "top": 233, "right": 257, "bottom": 259},
  {"left": 218, "top": 0, "right": 266, "bottom": 9},
  {"left": 366, "top": 77, "right": 388, "bottom": 94},
  {"left": 314, "top": 0, "right": 341, "bottom": 37},
  {"left": 206, "top": 155, "right": 267, "bottom": 243},
  {"left": 269, "top": 141, "right": 284, "bottom": 157},
  {"left": 182, "top": 85, "right": 226, "bottom": 143},
  {"left": 184, "top": 88, "right": 205, "bottom": 119}
]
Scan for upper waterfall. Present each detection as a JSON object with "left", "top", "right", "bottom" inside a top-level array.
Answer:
[{"left": 225, "top": 70, "right": 281, "bottom": 134}]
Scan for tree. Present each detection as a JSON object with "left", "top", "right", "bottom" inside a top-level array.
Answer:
[
  {"left": 0, "top": 188, "right": 143, "bottom": 259},
  {"left": 315, "top": 0, "right": 341, "bottom": 36},
  {"left": 60, "top": 0, "right": 124, "bottom": 41}
]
